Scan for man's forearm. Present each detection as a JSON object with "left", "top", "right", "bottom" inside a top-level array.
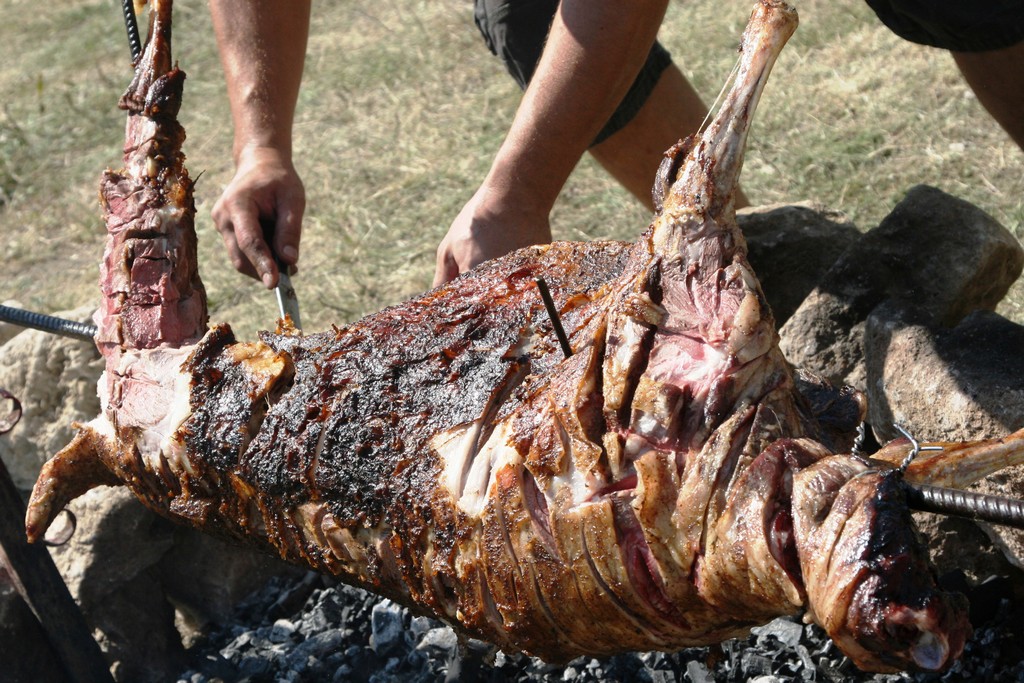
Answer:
[
  {"left": 485, "top": 0, "right": 670, "bottom": 212},
  {"left": 210, "top": 0, "right": 311, "bottom": 160}
]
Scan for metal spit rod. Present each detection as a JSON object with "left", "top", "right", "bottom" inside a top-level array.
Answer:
[
  {"left": 0, "top": 305, "right": 97, "bottom": 343},
  {"left": 905, "top": 483, "right": 1024, "bottom": 530}
]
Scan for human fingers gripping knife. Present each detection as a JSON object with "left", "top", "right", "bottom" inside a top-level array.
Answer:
[
  {"left": 212, "top": 146, "right": 306, "bottom": 289},
  {"left": 432, "top": 187, "right": 553, "bottom": 288}
]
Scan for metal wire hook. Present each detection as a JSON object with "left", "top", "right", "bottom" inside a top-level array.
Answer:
[
  {"left": 892, "top": 423, "right": 944, "bottom": 474},
  {"left": 889, "top": 424, "right": 1024, "bottom": 530}
]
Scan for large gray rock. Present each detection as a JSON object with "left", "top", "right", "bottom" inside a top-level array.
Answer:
[
  {"left": 0, "top": 304, "right": 104, "bottom": 490},
  {"left": 780, "top": 185, "right": 1023, "bottom": 389},
  {"left": 865, "top": 305, "right": 1024, "bottom": 442},
  {"left": 48, "top": 486, "right": 297, "bottom": 682},
  {"left": 156, "top": 516, "right": 302, "bottom": 641},
  {"left": 915, "top": 513, "right": 1021, "bottom": 587},
  {"left": 46, "top": 487, "right": 183, "bottom": 683},
  {"left": 0, "top": 300, "right": 28, "bottom": 346},
  {"left": 739, "top": 202, "right": 860, "bottom": 326},
  {"left": 864, "top": 304, "right": 1024, "bottom": 570}
]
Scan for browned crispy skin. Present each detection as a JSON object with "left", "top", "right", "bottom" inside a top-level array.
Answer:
[{"left": 179, "top": 242, "right": 634, "bottom": 606}]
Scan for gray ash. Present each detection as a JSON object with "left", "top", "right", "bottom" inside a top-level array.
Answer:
[{"left": 177, "top": 571, "right": 1024, "bottom": 683}]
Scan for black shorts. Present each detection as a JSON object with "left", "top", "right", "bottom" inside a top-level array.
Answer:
[
  {"left": 473, "top": 0, "right": 672, "bottom": 146},
  {"left": 865, "top": 0, "right": 1024, "bottom": 52}
]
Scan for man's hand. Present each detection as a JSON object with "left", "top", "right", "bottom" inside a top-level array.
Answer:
[
  {"left": 212, "top": 146, "right": 305, "bottom": 288},
  {"left": 432, "top": 185, "right": 552, "bottom": 287}
]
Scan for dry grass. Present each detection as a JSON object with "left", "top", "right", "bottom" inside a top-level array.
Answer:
[{"left": 2, "top": 0, "right": 1022, "bottom": 340}]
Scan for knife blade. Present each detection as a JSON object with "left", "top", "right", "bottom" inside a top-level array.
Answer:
[
  {"left": 261, "top": 219, "right": 301, "bottom": 329},
  {"left": 274, "top": 258, "right": 302, "bottom": 329}
]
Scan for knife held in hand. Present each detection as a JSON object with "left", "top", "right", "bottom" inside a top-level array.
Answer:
[{"left": 262, "top": 219, "right": 302, "bottom": 330}]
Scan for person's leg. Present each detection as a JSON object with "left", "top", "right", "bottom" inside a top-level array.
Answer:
[
  {"left": 952, "top": 42, "right": 1024, "bottom": 150},
  {"left": 588, "top": 63, "right": 750, "bottom": 211}
]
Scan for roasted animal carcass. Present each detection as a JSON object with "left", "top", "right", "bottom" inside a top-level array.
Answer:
[{"left": 26, "top": 0, "right": 1024, "bottom": 673}]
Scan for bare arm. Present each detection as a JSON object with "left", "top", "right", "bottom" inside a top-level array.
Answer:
[
  {"left": 209, "top": 0, "right": 311, "bottom": 288},
  {"left": 433, "top": 0, "right": 670, "bottom": 286}
]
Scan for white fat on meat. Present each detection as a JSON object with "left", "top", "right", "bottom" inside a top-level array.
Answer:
[
  {"left": 434, "top": 419, "right": 522, "bottom": 518},
  {"left": 460, "top": 425, "right": 510, "bottom": 517},
  {"left": 103, "top": 345, "right": 196, "bottom": 476},
  {"left": 436, "top": 414, "right": 610, "bottom": 518},
  {"left": 432, "top": 420, "right": 482, "bottom": 503},
  {"left": 603, "top": 314, "right": 650, "bottom": 414}
]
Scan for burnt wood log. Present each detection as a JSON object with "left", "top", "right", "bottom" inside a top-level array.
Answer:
[{"left": 0, "top": 390, "right": 113, "bottom": 683}]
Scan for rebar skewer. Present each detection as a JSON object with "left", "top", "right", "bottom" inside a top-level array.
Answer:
[
  {"left": 535, "top": 277, "right": 573, "bottom": 359},
  {"left": 121, "top": 0, "right": 142, "bottom": 62},
  {"left": 0, "top": 305, "right": 97, "bottom": 343},
  {"left": 905, "top": 482, "right": 1024, "bottom": 530}
]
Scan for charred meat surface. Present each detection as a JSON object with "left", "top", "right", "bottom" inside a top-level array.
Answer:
[{"left": 27, "top": 0, "right": 1024, "bottom": 673}]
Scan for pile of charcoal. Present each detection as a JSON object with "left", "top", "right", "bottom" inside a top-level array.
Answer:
[{"left": 176, "top": 570, "right": 1024, "bottom": 683}]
